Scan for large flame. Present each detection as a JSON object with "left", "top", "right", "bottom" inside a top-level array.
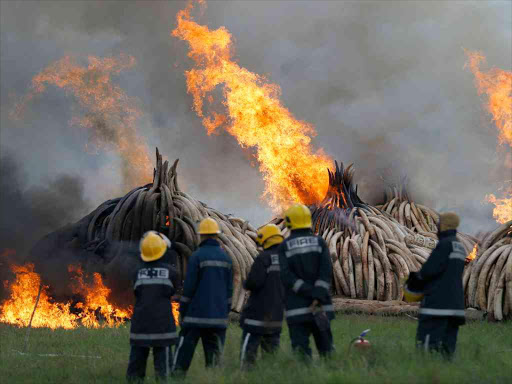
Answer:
[
  {"left": 0, "top": 263, "right": 79, "bottom": 329},
  {"left": 11, "top": 54, "right": 152, "bottom": 190},
  {"left": 172, "top": 1, "right": 333, "bottom": 209},
  {"left": 0, "top": 257, "right": 181, "bottom": 328},
  {"left": 0, "top": 262, "right": 132, "bottom": 329},
  {"left": 465, "top": 50, "right": 512, "bottom": 223},
  {"left": 465, "top": 50, "right": 512, "bottom": 146}
]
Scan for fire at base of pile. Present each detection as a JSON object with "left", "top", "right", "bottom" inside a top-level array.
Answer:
[{"left": 0, "top": 148, "right": 258, "bottom": 329}]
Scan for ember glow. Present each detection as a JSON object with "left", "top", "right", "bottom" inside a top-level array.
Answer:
[
  {"left": 11, "top": 54, "right": 152, "bottom": 190},
  {"left": 172, "top": 0, "right": 333, "bottom": 209},
  {"left": 0, "top": 262, "right": 132, "bottom": 329},
  {"left": 466, "top": 51, "right": 512, "bottom": 223}
]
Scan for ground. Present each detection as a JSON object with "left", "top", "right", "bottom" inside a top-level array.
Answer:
[{"left": 0, "top": 315, "right": 511, "bottom": 383}]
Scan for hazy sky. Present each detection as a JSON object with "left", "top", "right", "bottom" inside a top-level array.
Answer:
[{"left": 1, "top": 0, "right": 511, "bottom": 239}]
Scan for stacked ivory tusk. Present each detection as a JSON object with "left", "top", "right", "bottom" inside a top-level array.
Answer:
[
  {"left": 376, "top": 185, "right": 440, "bottom": 234},
  {"left": 271, "top": 208, "right": 429, "bottom": 301},
  {"left": 376, "top": 187, "right": 479, "bottom": 254},
  {"left": 85, "top": 148, "right": 258, "bottom": 312},
  {"left": 464, "top": 220, "right": 512, "bottom": 320}
]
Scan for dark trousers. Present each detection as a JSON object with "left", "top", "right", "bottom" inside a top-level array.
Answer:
[
  {"left": 126, "top": 345, "right": 173, "bottom": 382},
  {"left": 416, "top": 317, "right": 460, "bottom": 359},
  {"left": 288, "top": 321, "right": 333, "bottom": 359},
  {"left": 172, "top": 327, "right": 226, "bottom": 375},
  {"left": 240, "top": 330, "right": 280, "bottom": 368}
]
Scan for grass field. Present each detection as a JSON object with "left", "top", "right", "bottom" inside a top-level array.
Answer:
[{"left": 0, "top": 315, "right": 511, "bottom": 383}]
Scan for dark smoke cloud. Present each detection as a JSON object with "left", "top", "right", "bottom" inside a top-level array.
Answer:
[
  {"left": 0, "top": 152, "right": 91, "bottom": 299},
  {"left": 0, "top": 152, "right": 90, "bottom": 253},
  {"left": 1, "top": 0, "right": 511, "bottom": 237}
]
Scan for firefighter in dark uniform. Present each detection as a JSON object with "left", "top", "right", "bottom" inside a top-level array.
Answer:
[
  {"left": 240, "top": 224, "right": 285, "bottom": 368},
  {"left": 127, "top": 231, "right": 180, "bottom": 382},
  {"left": 172, "top": 218, "right": 233, "bottom": 376},
  {"left": 278, "top": 204, "right": 335, "bottom": 359},
  {"left": 404, "top": 212, "right": 466, "bottom": 359}
]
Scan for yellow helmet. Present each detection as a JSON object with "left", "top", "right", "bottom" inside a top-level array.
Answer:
[
  {"left": 403, "top": 283, "right": 424, "bottom": 303},
  {"left": 257, "top": 224, "right": 284, "bottom": 249},
  {"left": 284, "top": 204, "right": 312, "bottom": 230},
  {"left": 140, "top": 231, "right": 170, "bottom": 262},
  {"left": 198, "top": 217, "right": 221, "bottom": 235}
]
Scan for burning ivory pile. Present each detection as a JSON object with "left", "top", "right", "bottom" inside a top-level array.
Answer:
[
  {"left": 464, "top": 221, "right": 512, "bottom": 321},
  {"left": 270, "top": 162, "right": 478, "bottom": 304},
  {"left": 85, "top": 148, "right": 258, "bottom": 312}
]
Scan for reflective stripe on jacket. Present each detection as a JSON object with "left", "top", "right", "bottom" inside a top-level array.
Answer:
[
  {"left": 419, "top": 229, "right": 466, "bottom": 323},
  {"left": 278, "top": 228, "right": 334, "bottom": 324},
  {"left": 179, "top": 238, "right": 233, "bottom": 328},
  {"left": 240, "top": 245, "right": 285, "bottom": 334},
  {"left": 130, "top": 249, "right": 180, "bottom": 346}
]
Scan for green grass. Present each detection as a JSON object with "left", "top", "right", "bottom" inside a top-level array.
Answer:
[{"left": 1, "top": 315, "right": 511, "bottom": 383}]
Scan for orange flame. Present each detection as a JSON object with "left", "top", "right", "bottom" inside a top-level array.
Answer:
[
  {"left": 465, "top": 50, "right": 512, "bottom": 147},
  {"left": 172, "top": 1, "right": 333, "bottom": 209},
  {"left": 68, "top": 265, "right": 133, "bottom": 328},
  {"left": 0, "top": 263, "right": 78, "bottom": 329},
  {"left": 466, "top": 244, "right": 478, "bottom": 263},
  {"left": 485, "top": 193, "right": 512, "bottom": 224},
  {"left": 465, "top": 51, "right": 512, "bottom": 223},
  {"left": 11, "top": 54, "right": 152, "bottom": 190},
  {"left": 172, "top": 302, "right": 180, "bottom": 326},
  {"left": 0, "top": 262, "right": 132, "bottom": 329}
]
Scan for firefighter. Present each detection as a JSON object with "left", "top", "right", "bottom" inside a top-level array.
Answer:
[
  {"left": 240, "top": 224, "right": 285, "bottom": 368},
  {"left": 278, "top": 204, "right": 335, "bottom": 359},
  {"left": 408, "top": 212, "right": 466, "bottom": 359},
  {"left": 172, "top": 217, "right": 233, "bottom": 376},
  {"left": 127, "top": 231, "right": 180, "bottom": 382}
]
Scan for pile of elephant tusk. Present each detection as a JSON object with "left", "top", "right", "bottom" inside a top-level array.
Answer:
[{"left": 85, "top": 148, "right": 258, "bottom": 312}]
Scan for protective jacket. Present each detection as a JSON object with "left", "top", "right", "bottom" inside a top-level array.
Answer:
[
  {"left": 179, "top": 238, "right": 233, "bottom": 328},
  {"left": 418, "top": 229, "right": 466, "bottom": 323},
  {"left": 240, "top": 244, "right": 285, "bottom": 334},
  {"left": 278, "top": 228, "right": 334, "bottom": 324},
  {"left": 130, "top": 249, "right": 180, "bottom": 346}
]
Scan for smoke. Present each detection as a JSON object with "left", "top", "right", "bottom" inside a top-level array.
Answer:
[
  {"left": 1, "top": 0, "right": 511, "bottom": 235},
  {"left": 0, "top": 152, "right": 91, "bottom": 300}
]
